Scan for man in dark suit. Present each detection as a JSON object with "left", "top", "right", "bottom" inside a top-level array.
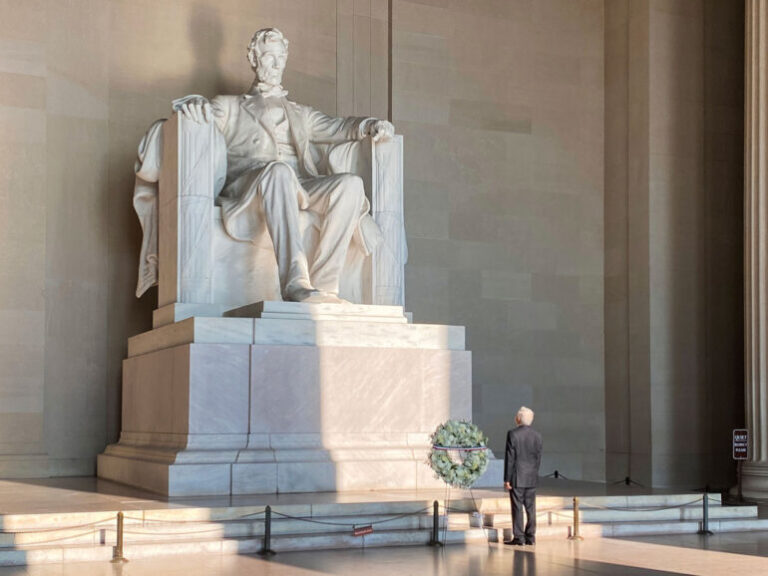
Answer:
[{"left": 504, "top": 406, "right": 543, "bottom": 545}]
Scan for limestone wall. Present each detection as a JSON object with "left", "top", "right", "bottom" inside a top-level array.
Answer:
[
  {"left": 392, "top": 0, "right": 606, "bottom": 480},
  {"left": 604, "top": 0, "right": 744, "bottom": 488}
]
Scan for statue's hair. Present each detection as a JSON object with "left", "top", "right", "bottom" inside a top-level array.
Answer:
[
  {"left": 247, "top": 28, "right": 289, "bottom": 68},
  {"left": 517, "top": 406, "right": 534, "bottom": 426}
]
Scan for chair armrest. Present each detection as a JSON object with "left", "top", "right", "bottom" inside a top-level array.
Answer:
[
  {"left": 369, "top": 135, "right": 406, "bottom": 306},
  {"left": 323, "top": 135, "right": 407, "bottom": 306}
]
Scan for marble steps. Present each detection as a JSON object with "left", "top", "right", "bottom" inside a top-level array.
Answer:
[
  {"left": 481, "top": 503, "right": 758, "bottom": 526},
  {"left": 604, "top": 517, "right": 768, "bottom": 536},
  {"left": 489, "top": 517, "right": 768, "bottom": 542},
  {"left": 0, "top": 521, "right": 485, "bottom": 567},
  {"left": 2, "top": 493, "right": 764, "bottom": 566},
  {"left": 0, "top": 501, "right": 481, "bottom": 566},
  {"left": 476, "top": 493, "right": 722, "bottom": 511},
  {"left": 0, "top": 512, "right": 447, "bottom": 547},
  {"left": 0, "top": 499, "right": 442, "bottom": 530},
  {"left": 477, "top": 495, "right": 768, "bottom": 541},
  {"left": 258, "top": 525, "right": 489, "bottom": 552}
]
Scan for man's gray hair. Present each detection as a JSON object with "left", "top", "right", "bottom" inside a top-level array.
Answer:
[
  {"left": 517, "top": 406, "right": 534, "bottom": 426},
  {"left": 247, "top": 28, "right": 289, "bottom": 69}
]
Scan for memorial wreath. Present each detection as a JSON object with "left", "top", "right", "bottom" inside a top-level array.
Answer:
[{"left": 428, "top": 420, "right": 489, "bottom": 488}]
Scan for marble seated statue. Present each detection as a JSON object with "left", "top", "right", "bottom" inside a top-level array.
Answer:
[
  {"left": 97, "top": 27, "right": 499, "bottom": 498},
  {"left": 132, "top": 28, "right": 406, "bottom": 321}
]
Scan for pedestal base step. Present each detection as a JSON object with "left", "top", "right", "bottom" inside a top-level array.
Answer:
[
  {"left": 130, "top": 313, "right": 463, "bottom": 357},
  {"left": 153, "top": 300, "right": 413, "bottom": 328},
  {"left": 97, "top": 448, "right": 504, "bottom": 497},
  {"left": 226, "top": 300, "right": 409, "bottom": 322}
]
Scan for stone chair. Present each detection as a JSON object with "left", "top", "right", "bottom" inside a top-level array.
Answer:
[{"left": 135, "top": 112, "right": 407, "bottom": 327}]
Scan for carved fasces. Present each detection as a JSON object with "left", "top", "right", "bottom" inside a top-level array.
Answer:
[
  {"left": 159, "top": 114, "right": 217, "bottom": 306},
  {"left": 371, "top": 136, "right": 406, "bottom": 306}
]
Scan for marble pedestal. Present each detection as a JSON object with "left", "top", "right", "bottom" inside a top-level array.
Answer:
[{"left": 98, "top": 302, "right": 501, "bottom": 496}]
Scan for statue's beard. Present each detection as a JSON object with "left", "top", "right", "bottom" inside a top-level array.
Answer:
[{"left": 254, "top": 71, "right": 287, "bottom": 98}]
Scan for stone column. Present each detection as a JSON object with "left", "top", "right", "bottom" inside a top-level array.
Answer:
[{"left": 743, "top": 0, "right": 768, "bottom": 499}]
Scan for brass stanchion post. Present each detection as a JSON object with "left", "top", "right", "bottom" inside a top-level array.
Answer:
[
  {"left": 428, "top": 500, "right": 443, "bottom": 547},
  {"left": 568, "top": 497, "right": 583, "bottom": 541},
  {"left": 257, "top": 505, "right": 276, "bottom": 557},
  {"left": 110, "top": 511, "right": 128, "bottom": 563}
]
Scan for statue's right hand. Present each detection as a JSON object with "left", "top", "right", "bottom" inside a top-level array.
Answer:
[{"left": 171, "top": 95, "right": 212, "bottom": 124}]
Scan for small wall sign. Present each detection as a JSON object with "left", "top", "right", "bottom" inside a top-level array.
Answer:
[{"left": 733, "top": 429, "right": 749, "bottom": 460}]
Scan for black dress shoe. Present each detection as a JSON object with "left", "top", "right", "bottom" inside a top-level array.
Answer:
[
  {"left": 525, "top": 538, "right": 535, "bottom": 545},
  {"left": 504, "top": 539, "right": 525, "bottom": 545}
]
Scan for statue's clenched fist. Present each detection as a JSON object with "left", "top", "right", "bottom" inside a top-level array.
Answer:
[
  {"left": 172, "top": 95, "right": 212, "bottom": 124},
  {"left": 368, "top": 119, "right": 395, "bottom": 142}
]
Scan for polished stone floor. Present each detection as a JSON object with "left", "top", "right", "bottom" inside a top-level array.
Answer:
[
  {"left": 1, "top": 537, "right": 768, "bottom": 576},
  {"left": 2, "top": 477, "right": 768, "bottom": 574}
]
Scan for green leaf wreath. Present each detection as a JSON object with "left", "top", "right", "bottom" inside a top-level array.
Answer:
[{"left": 428, "top": 419, "right": 489, "bottom": 488}]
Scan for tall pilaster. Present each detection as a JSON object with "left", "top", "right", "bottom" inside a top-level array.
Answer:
[{"left": 743, "top": 0, "right": 768, "bottom": 499}]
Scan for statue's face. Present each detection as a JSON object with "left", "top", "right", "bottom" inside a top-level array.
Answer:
[{"left": 257, "top": 45, "right": 287, "bottom": 86}]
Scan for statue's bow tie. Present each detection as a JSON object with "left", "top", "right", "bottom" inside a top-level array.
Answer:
[{"left": 255, "top": 82, "right": 288, "bottom": 99}]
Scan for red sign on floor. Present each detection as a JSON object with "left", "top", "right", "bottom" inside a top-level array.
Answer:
[
  {"left": 733, "top": 428, "right": 749, "bottom": 460},
  {"left": 353, "top": 525, "right": 374, "bottom": 537}
]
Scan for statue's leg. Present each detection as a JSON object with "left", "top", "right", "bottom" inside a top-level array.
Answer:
[
  {"left": 256, "top": 162, "right": 314, "bottom": 300},
  {"left": 303, "top": 173, "right": 366, "bottom": 295}
]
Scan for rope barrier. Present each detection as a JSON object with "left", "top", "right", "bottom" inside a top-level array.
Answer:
[
  {"left": 123, "top": 509, "right": 266, "bottom": 524},
  {"left": 0, "top": 515, "right": 115, "bottom": 534},
  {"left": 443, "top": 506, "right": 477, "bottom": 514},
  {"left": 5, "top": 528, "right": 103, "bottom": 546},
  {"left": 0, "top": 504, "right": 438, "bottom": 540},
  {"left": 578, "top": 497, "right": 704, "bottom": 512},
  {"left": 117, "top": 526, "right": 226, "bottom": 537},
  {"left": 271, "top": 505, "right": 433, "bottom": 528}
]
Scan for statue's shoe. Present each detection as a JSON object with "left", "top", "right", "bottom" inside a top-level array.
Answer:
[
  {"left": 284, "top": 286, "right": 350, "bottom": 305},
  {"left": 301, "top": 291, "right": 350, "bottom": 305},
  {"left": 283, "top": 286, "right": 317, "bottom": 302}
]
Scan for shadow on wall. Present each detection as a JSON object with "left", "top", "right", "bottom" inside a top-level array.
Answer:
[
  {"left": 106, "top": 3, "right": 251, "bottom": 447},
  {"left": 189, "top": 3, "right": 238, "bottom": 97}
]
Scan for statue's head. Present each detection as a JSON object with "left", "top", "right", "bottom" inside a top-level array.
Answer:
[{"left": 247, "top": 28, "right": 289, "bottom": 87}]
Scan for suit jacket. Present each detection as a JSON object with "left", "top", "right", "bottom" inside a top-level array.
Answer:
[
  {"left": 208, "top": 92, "right": 380, "bottom": 247},
  {"left": 211, "top": 92, "right": 371, "bottom": 196},
  {"left": 504, "top": 425, "right": 543, "bottom": 488}
]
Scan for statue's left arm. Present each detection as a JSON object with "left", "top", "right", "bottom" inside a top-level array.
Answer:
[{"left": 305, "top": 106, "right": 394, "bottom": 143}]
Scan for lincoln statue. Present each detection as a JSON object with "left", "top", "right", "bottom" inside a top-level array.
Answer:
[{"left": 173, "top": 28, "right": 395, "bottom": 304}]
